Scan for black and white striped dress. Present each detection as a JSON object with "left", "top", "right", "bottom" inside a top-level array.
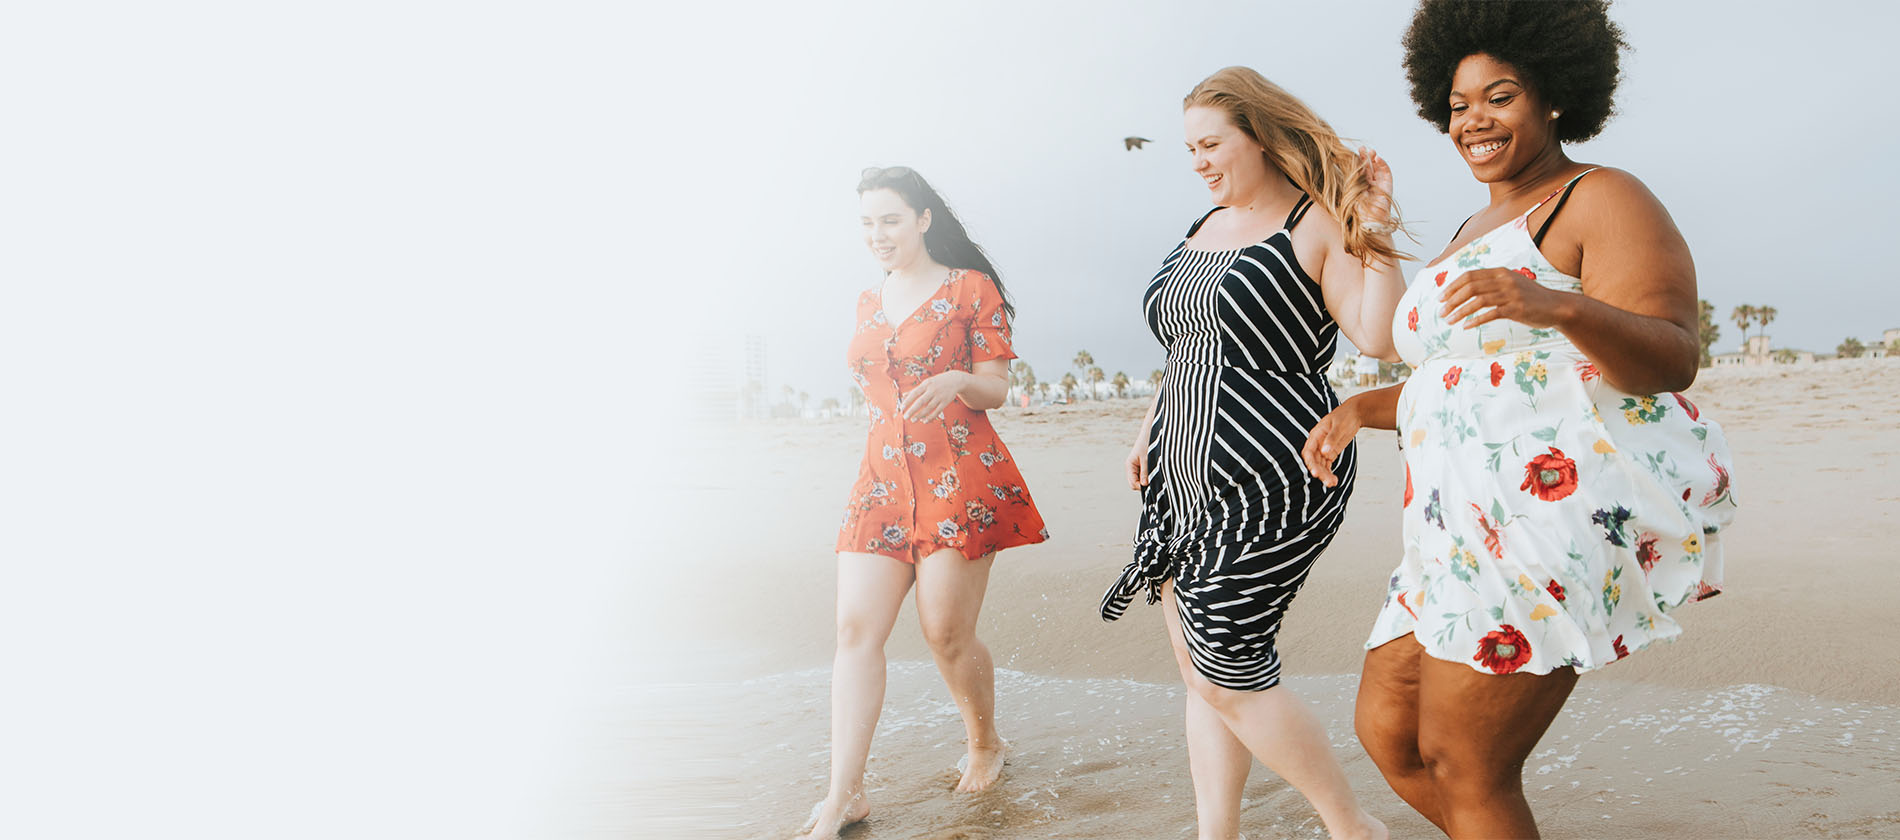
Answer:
[{"left": 1101, "top": 196, "right": 1356, "bottom": 691}]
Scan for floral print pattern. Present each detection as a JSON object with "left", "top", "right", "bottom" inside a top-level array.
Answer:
[
  {"left": 1367, "top": 187, "right": 1738, "bottom": 675},
  {"left": 838, "top": 269, "right": 1048, "bottom": 562}
]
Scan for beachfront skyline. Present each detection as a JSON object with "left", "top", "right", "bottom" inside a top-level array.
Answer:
[{"left": 651, "top": 0, "right": 1900, "bottom": 406}]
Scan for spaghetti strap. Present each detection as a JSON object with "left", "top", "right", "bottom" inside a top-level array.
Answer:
[
  {"left": 1185, "top": 206, "right": 1224, "bottom": 238},
  {"left": 1284, "top": 194, "right": 1314, "bottom": 231},
  {"left": 1450, "top": 213, "right": 1477, "bottom": 241},
  {"left": 1530, "top": 167, "right": 1600, "bottom": 247}
]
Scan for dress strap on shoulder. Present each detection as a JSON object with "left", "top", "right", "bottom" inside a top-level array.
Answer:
[
  {"left": 1284, "top": 194, "right": 1314, "bottom": 231},
  {"left": 1186, "top": 206, "right": 1224, "bottom": 238},
  {"left": 1530, "top": 167, "right": 1601, "bottom": 247},
  {"left": 1450, "top": 213, "right": 1477, "bottom": 241}
]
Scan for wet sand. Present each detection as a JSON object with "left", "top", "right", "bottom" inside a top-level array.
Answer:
[{"left": 593, "top": 358, "right": 1900, "bottom": 839}]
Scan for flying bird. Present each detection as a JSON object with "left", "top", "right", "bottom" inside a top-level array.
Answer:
[{"left": 1123, "top": 136, "right": 1152, "bottom": 151}]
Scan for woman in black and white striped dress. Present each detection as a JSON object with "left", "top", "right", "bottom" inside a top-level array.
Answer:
[{"left": 1100, "top": 66, "right": 1407, "bottom": 840}]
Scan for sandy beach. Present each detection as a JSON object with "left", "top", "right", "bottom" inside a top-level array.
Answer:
[{"left": 593, "top": 358, "right": 1900, "bottom": 839}]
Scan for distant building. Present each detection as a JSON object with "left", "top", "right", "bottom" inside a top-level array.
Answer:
[
  {"left": 685, "top": 333, "right": 770, "bottom": 420},
  {"left": 1713, "top": 334, "right": 1817, "bottom": 366}
]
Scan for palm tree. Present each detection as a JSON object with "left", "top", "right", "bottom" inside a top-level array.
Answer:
[
  {"left": 1059, "top": 372, "right": 1078, "bottom": 402},
  {"left": 1756, "top": 306, "right": 1777, "bottom": 347},
  {"left": 1037, "top": 381, "right": 1051, "bottom": 400},
  {"left": 1838, "top": 337, "right": 1866, "bottom": 359},
  {"left": 820, "top": 397, "right": 841, "bottom": 416},
  {"left": 1087, "top": 366, "right": 1105, "bottom": 399},
  {"left": 1149, "top": 369, "right": 1165, "bottom": 391},
  {"left": 1011, "top": 361, "right": 1036, "bottom": 402},
  {"left": 1111, "top": 371, "right": 1130, "bottom": 398},
  {"left": 1073, "top": 350, "right": 1094, "bottom": 399},
  {"left": 1697, "top": 299, "right": 1719, "bottom": 368},
  {"left": 1730, "top": 304, "right": 1755, "bottom": 353}
]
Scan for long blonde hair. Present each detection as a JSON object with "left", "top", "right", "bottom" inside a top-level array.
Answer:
[{"left": 1185, "top": 67, "right": 1408, "bottom": 264}]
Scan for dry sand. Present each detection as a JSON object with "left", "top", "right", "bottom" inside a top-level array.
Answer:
[{"left": 588, "top": 358, "right": 1900, "bottom": 839}]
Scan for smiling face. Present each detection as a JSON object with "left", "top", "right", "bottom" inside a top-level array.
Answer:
[
  {"left": 859, "top": 188, "right": 931, "bottom": 272},
  {"left": 1447, "top": 53, "right": 1561, "bottom": 182},
  {"left": 1184, "top": 105, "right": 1270, "bottom": 207}
]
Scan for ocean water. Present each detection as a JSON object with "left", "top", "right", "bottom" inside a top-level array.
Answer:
[{"left": 560, "top": 663, "right": 1900, "bottom": 839}]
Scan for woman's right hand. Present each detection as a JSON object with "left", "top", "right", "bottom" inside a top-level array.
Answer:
[
  {"left": 1302, "top": 399, "right": 1363, "bottom": 488},
  {"left": 1126, "top": 438, "right": 1149, "bottom": 490}
]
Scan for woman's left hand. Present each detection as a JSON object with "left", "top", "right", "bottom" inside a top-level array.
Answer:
[
  {"left": 1439, "top": 268, "right": 1574, "bottom": 330},
  {"left": 899, "top": 371, "right": 967, "bottom": 421}
]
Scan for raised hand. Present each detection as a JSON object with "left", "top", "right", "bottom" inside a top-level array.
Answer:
[{"left": 1356, "top": 147, "right": 1395, "bottom": 230}]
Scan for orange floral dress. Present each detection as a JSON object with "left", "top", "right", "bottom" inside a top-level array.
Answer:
[{"left": 838, "top": 268, "right": 1048, "bottom": 563}]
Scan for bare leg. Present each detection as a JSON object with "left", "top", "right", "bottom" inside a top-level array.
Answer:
[
  {"left": 1355, "top": 634, "right": 1443, "bottom": 831},
  {"left": 1158, "top": 580, "right": 1254, "bottom": 840},
  {"left": 1186, "top": 689, "right": 1253, "bottom": 840},
  {"left": 913, "top": 548, "right": 1005, "bottom": 792},
  {"left": 804, "top": 552, "right": 915, "bottom": 839},
  {"left": 1163, "top": 581, "right": 1386, "bottom": 840},
  {"left": 1416, "top": 652, "right": 1578, "bottom": 839}
]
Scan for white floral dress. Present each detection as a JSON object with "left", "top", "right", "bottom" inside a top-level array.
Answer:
[{"left": 1369, "top": 171, "right": 1738, "bottom": 675}]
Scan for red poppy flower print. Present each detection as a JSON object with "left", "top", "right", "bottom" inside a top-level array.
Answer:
[
  {"left": 1407, "top": 307, "right": 1419, "bottom": 331},
  {"left": 1635, "top": 533, "right": 1661, "bottom": 572},
  {"left": 1490, "top": 362, "right": 1505, "bottom": 386},
  {"left": 1546, "top": 579, "right": 1566, "bottom": 602},
  {"left": 1520, "top": 447, "right": 1580, "bottom": 502},
  {"left": 1577, "top": 362, "right": 1600, "bottom": 382},
  {"left": 1612, "top": 634, "right": 1631, "bottom": 660},
  {"left": 1514, "top": 267, "right": 1537, "bottom": 280},
  {"left": 1434, "top": 270, "right": 1448, "bottom": 287},
  {"left": 1403, "top": 463, "right": 1414, "bottom": 507},
  {"left": 1444, "top": 366, "right": 1462, "bottom": 388},
  {"left": 1673, "top": 392, "right": 1700, "bottom": 421},
  {"left": 1474, "top": 624, "right": 1533, "bottom": 674}
]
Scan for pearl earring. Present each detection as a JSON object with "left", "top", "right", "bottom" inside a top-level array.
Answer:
[{"left": 1551, "top": 110, "right": 1561, "bottom": 119}]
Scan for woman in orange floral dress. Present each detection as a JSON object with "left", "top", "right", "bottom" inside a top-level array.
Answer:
[{"left": 802, "top": 166, "right": 1047, "bottom": 839}]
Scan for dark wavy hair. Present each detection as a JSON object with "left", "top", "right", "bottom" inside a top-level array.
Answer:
[
  {"left": 1402, "top": 0, "right": 1629, "bottom": 143},
  {"left": 857, "top": 166, "right": 1014, "bottom": 320}
]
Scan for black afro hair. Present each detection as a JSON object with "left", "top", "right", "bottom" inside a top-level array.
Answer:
[{"left": 1402, "top": 0, "right": 1629, "bottom": 143}]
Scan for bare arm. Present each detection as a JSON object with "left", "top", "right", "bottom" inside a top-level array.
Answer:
[
  {"left": 1439, "top": 169, "right": 1699, "bottom": 394},
  {"left": 956, "top": 358, "right": 1011, "bottom": 410},
  {"left": 899, "top": 358, "right": 1010, "bottom": 420},
  {"left": 1313, "top": 149, "right": 1406, "bottom": 360},
  {"left": 1319, "top": 241, "right": 1407, "bottom": 361}
]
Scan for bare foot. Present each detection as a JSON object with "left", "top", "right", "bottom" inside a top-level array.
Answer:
[
  {"left": 799, "top": 790, "right": 869, "bottom": 839},
  {"left": 1328, "top": 811, "right": 1387, "bottom": 840},
  {"left": 953, "top": 741, "right": 1008, "bottom": 792}
]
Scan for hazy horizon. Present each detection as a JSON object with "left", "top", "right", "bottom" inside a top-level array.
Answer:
[{"left": 652, "top": 0, "right": 1900, "bottom": 407}]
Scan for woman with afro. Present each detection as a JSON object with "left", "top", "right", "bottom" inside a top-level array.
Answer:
[{"left": 1302, "top": 2, "right": 1739, "bottom": 837}]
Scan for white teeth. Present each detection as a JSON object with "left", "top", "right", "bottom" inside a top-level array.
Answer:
[{"left": 1468, "top": 141, "right": 1504, "bottom": 157}]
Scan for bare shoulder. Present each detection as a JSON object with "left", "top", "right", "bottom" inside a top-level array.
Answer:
[
  {"left": 1569, "top": 167, "right": 1677, "bottom": 225},
  {"left": 1289, "top": 201, "right": 1345, "bottom": 279}
]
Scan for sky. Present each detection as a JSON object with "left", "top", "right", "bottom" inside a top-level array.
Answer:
[
  {"left": 3, "top": 2, "right": 1894, "bottom": 837},
  {"left": 642, "top": 0, "right": 1900, "bottom": 407}
]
